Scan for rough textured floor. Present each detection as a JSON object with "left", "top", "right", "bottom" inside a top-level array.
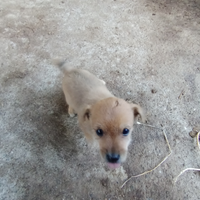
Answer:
[{"left": 0, "top": 0, "right": 200, "bottom": 199}]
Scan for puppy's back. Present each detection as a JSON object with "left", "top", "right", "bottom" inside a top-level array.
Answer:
[
  {"left": 64, "top": 69, "right": 112, "bottom": 108},
  {"left": 53, "top": 59, "right": 113, "bottom": 112}
]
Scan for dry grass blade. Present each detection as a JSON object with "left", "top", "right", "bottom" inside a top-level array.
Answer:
[
  {"left": 174, "top": 168, "right": 200, "bottom": 183},
  {"left": 120, "top": 122, "right": 172, "bottom": 189},
  {"left": 178, "top": 89, "right": 185, "bottom": 99},
  {"left": 196, "top": 131, "right": 200, "bottom": 150},
  {"left": 173, "top": 131, "right": 200, "bottom": 184}
]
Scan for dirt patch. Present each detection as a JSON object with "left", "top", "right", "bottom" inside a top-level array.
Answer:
[{"left": 0, "top": 0, "right": 200, "bottom": 199}]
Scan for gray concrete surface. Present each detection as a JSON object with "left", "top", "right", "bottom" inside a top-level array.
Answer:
[{"left": 0, "top": 0, "right": 200, "bottom": 199}]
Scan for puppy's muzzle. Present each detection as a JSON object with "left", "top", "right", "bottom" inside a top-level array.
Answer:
[{"left": 106, "top": 153, "right": 120, "bottom": 163}]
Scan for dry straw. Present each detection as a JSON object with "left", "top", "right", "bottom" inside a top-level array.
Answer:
[
  {"left": 120, "top": 123, "right": 200, "bottom": 188},
  {"left": 197, "top": 131, "right": 200, "bottom": 150},
  {"left": 173, "top": 131, "right": 200, "bottom": 183},
  {"left": 120, "top": 122, "right": 172, "bottom": 189}
]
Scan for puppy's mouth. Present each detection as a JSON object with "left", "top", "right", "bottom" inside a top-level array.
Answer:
[
  {"left": 105, "top": 153, "right": 121, "bottom": 169},
  {"left": 107, "top": 162, "right": 121, "bottom": 169}
]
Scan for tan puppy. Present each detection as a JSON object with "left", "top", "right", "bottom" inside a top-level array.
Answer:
[{"left": 55, "top": 61, "right": 145, "bottom": 169}]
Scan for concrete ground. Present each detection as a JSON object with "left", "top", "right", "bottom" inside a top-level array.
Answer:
[{"left": 0, "top": 0, "right": 200, "bottom": 199}]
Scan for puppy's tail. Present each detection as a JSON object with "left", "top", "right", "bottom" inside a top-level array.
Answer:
[{"left": 52, "top": 58, "right": 74, "bottom": 73}]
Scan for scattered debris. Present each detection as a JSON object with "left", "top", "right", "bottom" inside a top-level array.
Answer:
[
  {"left": 189, "top": 126, "right": 200, "bottom": 138},
  {"left": 120, "top": 122, "right": 172, "bottom": 189},
  {"left": 174, "top": 128, "right": 200, "bottom": 183},
  {"left": 197, "top": 131, "right": 200, "bottom": 150},
  {"left": 151, "top": 89, "right": 157, "bottom": 94},
  {"left": 178, "top": 89, "right": 185, "bottom": 99},
  {"left": 100, "top": 178, "right": 109, "bottom": 187},
  {"left": 189, "top": 127, "right": 200, "bottom": 150},
  {"left": 189, "top": 127, "right": 200, "bottom": 151}
]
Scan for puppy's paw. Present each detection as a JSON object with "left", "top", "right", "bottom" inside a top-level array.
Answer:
[
  {"left": 101, "top": 79, "right": 106, "bottom": 85},
  {"left": 69, "top": 113, "right": 75, "bottom": 117}
]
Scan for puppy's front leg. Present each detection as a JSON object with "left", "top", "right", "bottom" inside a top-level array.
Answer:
[{"left": 68, "top": 106, "right": 75, "bottom": 117}]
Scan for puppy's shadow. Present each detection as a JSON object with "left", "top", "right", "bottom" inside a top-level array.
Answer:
[{"left": 20, "top": 88, "right": 79, "bottom": 160}]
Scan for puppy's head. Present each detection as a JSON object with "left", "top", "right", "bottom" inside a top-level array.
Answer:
[{"left": 82, "top": 97, "right": 144, "bottom": 169}]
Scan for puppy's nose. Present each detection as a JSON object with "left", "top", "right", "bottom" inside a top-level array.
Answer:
[{"left": 106, "top": 153, "right": 120, "bottom": 163}]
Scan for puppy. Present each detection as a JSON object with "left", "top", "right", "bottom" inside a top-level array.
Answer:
[{"left": 55, "top": 61, "right": 145, "bottom": 169}]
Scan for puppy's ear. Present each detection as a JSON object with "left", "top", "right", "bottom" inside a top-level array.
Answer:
[
  {"left": 83, "top": 106, "right": 91, "bottom": 121},
  {"left": 131, "top": 104, "right": 145, "bottom": 122}
]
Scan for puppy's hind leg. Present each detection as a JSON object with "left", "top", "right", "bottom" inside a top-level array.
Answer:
[
  {"left": 63, "top": 93, "right": 76, "bottom": 117},
  {"left": 68, "top": 106, "right": 75, "bottom": 117}
]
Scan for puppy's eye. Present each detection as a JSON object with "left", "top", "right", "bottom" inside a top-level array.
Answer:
[
  {"left": 123, "top": 128, "right": 129, "bottom": 136},
  {"left": 96, "top": 129, "right": 103, "bottom": 137}
]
